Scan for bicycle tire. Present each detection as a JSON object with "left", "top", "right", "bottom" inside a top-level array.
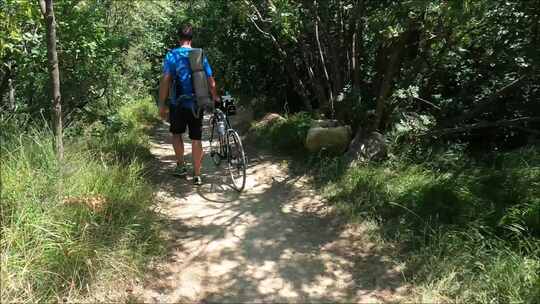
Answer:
[
  {"left": 226, "top": 130, "right": 247, "bottom": 192},
  {"left": 209, "top": 118, "right": 222, "bottom": 166}
]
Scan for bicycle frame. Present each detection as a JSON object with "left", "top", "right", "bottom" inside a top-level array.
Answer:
[
  {"left": 209, "top": 107, "right": 247, "bottom": 191},
  {"left": 210, "top": 108, "right": 232, "bottom": 159}
]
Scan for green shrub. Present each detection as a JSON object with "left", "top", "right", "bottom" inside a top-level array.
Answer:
[
  {"left": 0, "top": 98, "right": 163, "bottom": 302},
  {"left": 84, "top": 97, "right": 159, "bottom": 164},
  {"left": 249, "top": 112, "right": 312, "bottom": 154}
]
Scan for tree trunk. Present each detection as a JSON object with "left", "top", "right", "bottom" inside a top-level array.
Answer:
[
  {"left": 350, "top": 0, "right": 365, "bottom": 90},
  {"left": 39, "top": 0, "right": 63, "bottom": 161},
  {"left": 300, "top": 39, "right": 327, "bottom": 108},
  {"left": 0, "top": 62, "right": 15, "bottom": 102},
  {"left": 374, "top": 20, "right": 421, "bottom": 130},
  {"left": 8, "top": 78, "right": 15, "bottom": 110},
  {"left": 374, "top": 43, "right": 404, "bottom": 130},
  {"left": 244, "top": 1, "right": 313, "bottom": 111},
  {"left": 314, "top": 14, "right": 333, "bottom": 113}
]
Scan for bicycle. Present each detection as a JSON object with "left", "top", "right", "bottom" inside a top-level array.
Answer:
[{"left": 208, "top": 102, "right": 247, "bottom": 192}]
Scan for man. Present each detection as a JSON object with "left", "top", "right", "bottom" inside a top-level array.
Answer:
[{"left": 158, "top": 24, "right": 220, "bottom": 185}]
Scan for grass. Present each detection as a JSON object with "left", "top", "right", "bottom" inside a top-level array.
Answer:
[
  {"left": 0, "top": 98, "right": 163, "bottom": 302},
  {"left": 321, "top": 148, "right": 540, "bottom": 303},
  {"left": 249, "top": 113, "right": 540, "bottom": 302}
]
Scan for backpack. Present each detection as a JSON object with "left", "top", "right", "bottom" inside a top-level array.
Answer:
[{"left": 188, "top": 48, "right": 213, "bottom": 118}]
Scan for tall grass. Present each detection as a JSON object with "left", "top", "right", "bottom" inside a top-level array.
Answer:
[
  {"left": 322, "top": 148, "right": 540, "bottom": 302},
  {"left": 0, "top": 98, "right": 163, "bottom": 302}
]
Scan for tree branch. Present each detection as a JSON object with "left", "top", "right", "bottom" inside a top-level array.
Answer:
[
  {"left": 246, "top": 14, "right": 271, "bottom": 38},
  {"left": 430, "top": 117, "right": 540, "bottom": 137},
  {"left": 414, "top": 96, "right": 441, "bottom": 110},
  {"left": 38, "top": 0, "right": 46, "bottom": 16}
]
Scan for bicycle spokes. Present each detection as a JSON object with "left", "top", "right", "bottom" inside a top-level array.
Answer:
[{"left": 227, "top": 130, "right": 246, "bottom": 192}]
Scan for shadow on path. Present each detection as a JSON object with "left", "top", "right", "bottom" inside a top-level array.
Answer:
[{"left": 138, "top": 121, "right": 409, "bottom": 303}]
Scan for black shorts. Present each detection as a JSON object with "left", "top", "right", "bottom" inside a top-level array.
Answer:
[{"left": 169, "top": 106, "right": 203, "bottom": 140}]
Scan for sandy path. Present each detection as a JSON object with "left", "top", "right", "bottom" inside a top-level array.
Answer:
[{"left": 135, "top": 119, "right": 408, "bottom": 303}]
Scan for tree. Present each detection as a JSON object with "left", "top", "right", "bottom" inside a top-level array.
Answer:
[{"left": 38, "top": 0, "right": 63, "bottom": 160}]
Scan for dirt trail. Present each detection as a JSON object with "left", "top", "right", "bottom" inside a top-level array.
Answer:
[{"left": 135, "top": 119, "right": 409, "bottom": 303}]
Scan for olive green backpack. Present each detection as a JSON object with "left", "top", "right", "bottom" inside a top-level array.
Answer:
[{"left": 188, "top": 48, "right": 213, "bottom": 118}]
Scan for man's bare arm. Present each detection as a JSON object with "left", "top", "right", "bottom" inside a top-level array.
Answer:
[
  {"left": 159, "top": 74, "right": 172, "bottom": 107},
  {"left": 158, "top": 74, "right": 172, "bottom": 120},
  {"left": 208, "top": 76, "right": 219, "bottom": 101}
]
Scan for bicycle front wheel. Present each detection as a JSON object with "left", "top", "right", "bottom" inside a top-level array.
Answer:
[{"left": 226, "top": 130, "right": 247, "bottom": 192}]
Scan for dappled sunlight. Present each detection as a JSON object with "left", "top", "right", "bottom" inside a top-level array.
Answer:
[{"left": 135, "top": 123, "right": 409, "bottom": 303}]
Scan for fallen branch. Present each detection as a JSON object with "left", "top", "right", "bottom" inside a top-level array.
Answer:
[
  {"left": 514, "top": 126, "right": 540, "bottom": 136},
  {"left": 445, "top": 75, "right": 529, "bottom": 126},
  {"left": 428, "top": 117, "right": 540, "bottom": 137},
  {"left": 414, "top": 96, "right": 441, "bottom": 110}
]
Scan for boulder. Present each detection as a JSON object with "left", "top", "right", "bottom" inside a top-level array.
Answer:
[
  {"left": 346, "top": 131, "right": 387, "bottom": 163},
  {"left": 311, "top": 119, "right": 339, "bottom": 128},
  {"left": 230, "top": 106, "right": 254, "bottom": 133},
  {"left": 254, "top": 113, "right": 286, "bottom": 129},
  {"left": 247, "top": 113, "right": 286, "bottom": 143},
  {"left": 305, "top": 125, "right": 352, "bottom": 154}
]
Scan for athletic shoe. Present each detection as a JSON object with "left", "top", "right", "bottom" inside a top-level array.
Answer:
[
  {"left": 173, "top": 164, "right": 188, "bottom": 177},
  {"left": 193, "top": 176, "right": 203, "bottom": 186}
]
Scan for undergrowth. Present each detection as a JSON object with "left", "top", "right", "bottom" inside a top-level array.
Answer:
[{"left": 0, "top": 98, "right": 163, "bottom": 302}]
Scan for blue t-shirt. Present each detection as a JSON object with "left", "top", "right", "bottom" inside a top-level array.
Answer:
[{"left": 162, "top": 47, "right": 213, "bottom": 109}]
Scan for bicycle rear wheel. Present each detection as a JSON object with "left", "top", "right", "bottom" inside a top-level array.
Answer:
[
  {"left": 209, "top": 118, "right": 222, "bottom": 166},
  {"left": 226, "top": 130, "right": 247, "bottom": 192}
]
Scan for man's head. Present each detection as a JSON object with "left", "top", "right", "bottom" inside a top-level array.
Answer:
[{"left": 178, "top": 24, "right": 193, "bottom": 43}]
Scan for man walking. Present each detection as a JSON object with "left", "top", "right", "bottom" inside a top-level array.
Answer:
[{"left": 158, "top": 24, "right": 220, "bottom": 185}]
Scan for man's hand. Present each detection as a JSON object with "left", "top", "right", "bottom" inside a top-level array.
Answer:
[
  {"left": 159, "top": 106, "right": 169, "bottom": 121},
  {"left": 214, "top": 97, "right": 223, "bottom": 111},
  {"left": 158, "top": 74, "right": 172, "bottom": 121},
  {"left": 208, "top": 76, "right": 220, "bottom": 106}
]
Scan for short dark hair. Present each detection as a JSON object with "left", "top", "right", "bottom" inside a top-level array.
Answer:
[{"left": 178, "top": 24, "right": 193, "bottom": 41}]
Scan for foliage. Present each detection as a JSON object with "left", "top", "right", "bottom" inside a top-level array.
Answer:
[
  {"left": 0, "top": 0, "right": 171, "bottom": 128},
  {"left": 169, "top": 0, "right": 539, "bottom": 147},
  {"left": 0, "top": 99, "right": 163, "bottom": 302},
  {"left": 2, "top": 0, "right": 539, "bottom": 302}
]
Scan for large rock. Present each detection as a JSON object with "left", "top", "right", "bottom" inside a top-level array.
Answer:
[
  {"left": 305, "top": 125, "right": 352, "bottom": 154},
  {"left": 246, "top": 113, "right": 286, "bottom": 143},
  {"left": 254, "top": 113, "right": 286, "bottom": 129},
  {"left": 230, "top": 106, "right": 254, "bottom": 133},
  {"left": 311, "top": 119, "right": 339, "bottom": 128},
  {"left": 346, "top": 131, "right": 387, "bottom": 163}
]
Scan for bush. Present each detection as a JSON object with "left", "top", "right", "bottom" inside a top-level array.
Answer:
[
  {"left": 249, "top": 112, "right": 312, "bottom": 154},
  {"left": 0, "top": 98, "right": 163, "bottom": 302},
  {"left": 83, "top": 97, "right": 159, "bottom": 164}
]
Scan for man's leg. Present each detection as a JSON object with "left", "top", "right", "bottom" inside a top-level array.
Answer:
[
  {"left": 187, "top": 108, "right": 204, "bottom": 180},
  {"left": 172, "top": 134, "right": 184, "bottom": 165},
  {"left": 169, "top": 106, "right": 188, "bottom": 177},
  {"left": 192, "top": 140, "right": 203, "bottom": 176}
]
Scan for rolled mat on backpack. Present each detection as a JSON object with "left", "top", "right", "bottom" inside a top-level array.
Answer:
[{"left": 188, "top": 48, "right": 212, "bottom": 117}]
